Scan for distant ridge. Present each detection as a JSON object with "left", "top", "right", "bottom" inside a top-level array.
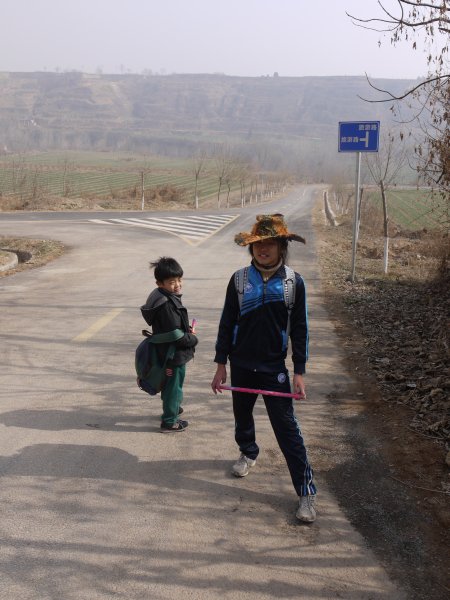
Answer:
[{"left": 0, "top": 71, "right": 417, "bottom": 170}]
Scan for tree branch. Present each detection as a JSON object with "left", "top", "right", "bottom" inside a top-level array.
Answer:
[
  {"left": 357, "top": 73, "right": 449, "bottom": 103},
  {"left": 347, "top": 1, "right": 450, "bottom": 32},
  {"left": 399, "top": 0, "right": 450, "bottom": 11}
]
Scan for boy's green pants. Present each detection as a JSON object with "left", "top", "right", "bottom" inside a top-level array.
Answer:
[{"left": 161, "top": 364, "right": 186, "bottom": 425}]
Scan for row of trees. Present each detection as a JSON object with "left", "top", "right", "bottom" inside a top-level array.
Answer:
[
  {"left": 0, "top": 149, "right": 291, "bottom": 210},
  {"left": 190, "top": 149, "right": 289, "bottom": 210},
  {"left": 141, "top": 149, "right": 291, "bottom": 210}
]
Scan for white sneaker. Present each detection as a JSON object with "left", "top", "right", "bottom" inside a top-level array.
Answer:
[
  {"left": 296, "top": 495, "right": 316, "bottom": 522},
  {"left": 231, "top": 453, "right": 256, "bottom": 477}
]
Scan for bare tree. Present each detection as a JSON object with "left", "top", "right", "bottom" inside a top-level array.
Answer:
[
  {"left": 60, "top": 156, "right": 74, "bottom": 198},
  {"left": 364, "top": 131, "right": 409, "bottom": 273},
  {"left": 191, "top": 151, "right": 206, "bottom": 210},
  {"left": 330, "top": 179, "right": 349, "bottom": 215},
  {"left": 213, "top": 148, "right": 232, "bottom": 208},
  {"left": 347, "top": 1, "right": 449, "bottom": 202},
  {"left": 236, "top": 163, "right": 252, "bottom": 207},
  {"left": 140, "top": 161, "right": 151, "bottom": 210},
  {"left": 347, "top": 1, "right": 449, "bottom": 97},
  {"left": 223, "top": 157, "right": 251, "bottom": 208}
]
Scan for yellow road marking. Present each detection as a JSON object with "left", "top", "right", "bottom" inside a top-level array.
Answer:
[{"left": 72, "top": 308, "right": 124, "bottom": 342}]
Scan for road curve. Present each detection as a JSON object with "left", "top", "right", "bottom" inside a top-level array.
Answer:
[{"left": 0, "top": 186, "right": 407, "bottom": 599}]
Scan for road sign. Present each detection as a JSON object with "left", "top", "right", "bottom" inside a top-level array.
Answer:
[{"left": 338, "top": 121, "right": 380, "bottom": 152}]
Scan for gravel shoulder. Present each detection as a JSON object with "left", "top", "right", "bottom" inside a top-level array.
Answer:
[{"left": 312, "top": 201, "right": 449, "bottom": 600}]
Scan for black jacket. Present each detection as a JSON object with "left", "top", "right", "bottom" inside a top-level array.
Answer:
[
  {"left": 141, "top": 288, "right": 198, "bottom": 367},
  {"left": 214, "top": 264, "right": 309, "bottom": 374}
]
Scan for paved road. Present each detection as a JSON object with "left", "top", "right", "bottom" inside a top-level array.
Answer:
[{"left": 0, "top": 187, "right": 406, "bottom": 599}]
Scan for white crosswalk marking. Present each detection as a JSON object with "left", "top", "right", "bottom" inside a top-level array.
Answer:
[{"left": 89, "top": 214, "right": 238, "bottom": 245}]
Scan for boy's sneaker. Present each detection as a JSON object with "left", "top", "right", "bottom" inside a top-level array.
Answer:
[
  {"left": 160, "top": 419, "right": 188, "bottom": 433},
  {"left": 231, "top": 453, "right": 256, "bottom": 477},
  {"left": 178, "top": 406, "right": 184, "bottom": 415},
  {"left": 296, "top": 495, "right": 316, "bottom": 522}
]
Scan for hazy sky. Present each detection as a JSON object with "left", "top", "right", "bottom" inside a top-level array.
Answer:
[{"left": 0, "top": 0, "right": 438, "bottom": 79}]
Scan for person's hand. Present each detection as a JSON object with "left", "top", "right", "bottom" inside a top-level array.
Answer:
[
  {"left": 293, "top": 374, "right": 306, "bottom": 400},
  {"left": 211, "top": 364, "right": 227, "bottom": 394},
  {"left": 165, "top": 368, "right": 173, "bottom": 377}
]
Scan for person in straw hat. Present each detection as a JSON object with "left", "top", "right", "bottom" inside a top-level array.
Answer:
[{"left": 211, "top": 213, "right": 317, "bottom": 522}]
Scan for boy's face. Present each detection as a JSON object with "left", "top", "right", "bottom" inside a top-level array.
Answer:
[
  {"left": 252, "top": 238, "right": 280, "bottom": 267},
  {"left": 157, "top": 277, "right": 182, "bottom": 294}
]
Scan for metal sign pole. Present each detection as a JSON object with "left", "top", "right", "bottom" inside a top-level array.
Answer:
[
  {"left": 338, "top": 121, "right": 379, "bottom": 282},
  {"left": 350, "top": 151, "right": 361, "bottom": 282}
]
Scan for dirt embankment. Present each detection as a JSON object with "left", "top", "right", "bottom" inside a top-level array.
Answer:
[
  {"left": 0, "top": 237, "right": 65, "bottom": 277},
  {"left": 313, "top": 200, "right": 449, "bottom": 600}
]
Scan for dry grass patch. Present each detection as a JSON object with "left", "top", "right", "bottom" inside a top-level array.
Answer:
[{"left": 0, "top": 236, "right": 66, "bottom": 277}]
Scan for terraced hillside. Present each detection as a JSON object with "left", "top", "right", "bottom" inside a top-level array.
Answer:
[{"left": 0, "top": 71, "right": 416, "bottom": 173}]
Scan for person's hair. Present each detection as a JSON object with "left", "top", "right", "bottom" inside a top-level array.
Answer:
[
  {"left": 150, "top": 256, "right": 183, "bottom": 282},
  {"left": 249, "top": 238, "right": 289, "bottom": 264}
]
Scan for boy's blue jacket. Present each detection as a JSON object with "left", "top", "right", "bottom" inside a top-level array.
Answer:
[
  {"left": 141, "top": 288, "right": 198, "bottom": 366},
  {"left": 214, "top": 264, "right": 308, "bottom": 374}
]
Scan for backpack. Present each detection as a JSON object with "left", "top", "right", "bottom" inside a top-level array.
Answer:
[
  {"left": 234, "top": 265, "right": 296, "bottom": 335},
  {"left": 135, "top": 329, "right": 184, "bottom": 396}
]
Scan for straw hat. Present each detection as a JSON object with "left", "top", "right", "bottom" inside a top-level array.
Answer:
[{"left": 234, "top": 213, "right": 305, "bottom": 246}]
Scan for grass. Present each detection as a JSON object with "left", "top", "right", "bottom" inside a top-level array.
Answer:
[
  {"left": 0, "top": 236, "right": 65, "bottom": 277},
  {"left": 0, "top": 150, "right": 192, "bottom": 170},
  {"left": 0, "top": 150, "right": 240, "bottom": 203},
  {"left": 365, "top": 188, "right": 446, "bottom": 230}
]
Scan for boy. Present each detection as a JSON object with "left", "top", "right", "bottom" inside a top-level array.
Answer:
[
  {"left": 211, "top": 214, "right": 317, "bottom": 522},
  {"left": 141, "top": 257, "right": 198, "bottom": 432}
]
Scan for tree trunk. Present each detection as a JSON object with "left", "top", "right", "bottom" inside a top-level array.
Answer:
[
  {"left": 323, "top": 190, "right": 337, "bottom": 226},
  {"left": 380, "top": 179, "right": 389, "bottom": 274},
  {"left": 344, "top": 191, "right": 353, "bottom": 214},
  {"left": 194, "top": 175, "right": 199, "bottom": 210},
  {"left": 356, "top": 187, "right": 364, "bottom": 241},
  {"left": 141, "top": 171, "right": 145, "bottom": 210},
  {"left": 217, "top": 178, "right": 223, "bottom": 208}
]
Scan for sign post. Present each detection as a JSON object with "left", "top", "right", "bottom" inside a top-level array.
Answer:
[{"left": 338, "top": 121, "right": 380, "bottom": 282}]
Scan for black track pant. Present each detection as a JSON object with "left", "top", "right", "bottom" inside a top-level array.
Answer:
[{"left": 230, "top": 364, "right": 316, "bottom": 497}]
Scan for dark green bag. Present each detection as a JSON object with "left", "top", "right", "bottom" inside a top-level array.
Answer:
[{"left": 135, "top": 329, "right": 184, "bottom": 396}]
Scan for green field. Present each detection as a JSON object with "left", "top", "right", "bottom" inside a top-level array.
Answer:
[
  {"left": 366, "top": 188, "right": 447, "bottom": 230},
  {"left": 0, "top": 151, "right": 241, "bottom": 204}
]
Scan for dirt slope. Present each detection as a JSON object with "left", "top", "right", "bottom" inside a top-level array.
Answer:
[{"left": 313, "top": 204, "right": 449, "bottom": 600}]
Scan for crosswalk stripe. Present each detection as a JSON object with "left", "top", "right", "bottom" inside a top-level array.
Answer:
[
  {"left": 117, "top": 219, "right": 208, "bottom": 236},
  {"left": 130, "top": 217, "right": 216, "bottom": 232},
  {"left": 166, "top": 215, "right": 232, "bottom": 223},
  {"left": 89, "top": 214, "right": 239, "bottom": 245}
]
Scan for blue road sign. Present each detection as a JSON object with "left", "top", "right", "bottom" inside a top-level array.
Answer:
[{"left": 338, "top": 121, "right": 380, "bottom": 152}]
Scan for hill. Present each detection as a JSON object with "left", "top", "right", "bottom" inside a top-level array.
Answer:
[{"left": 0, "top": 71, "right": 418, "bottom": 174}]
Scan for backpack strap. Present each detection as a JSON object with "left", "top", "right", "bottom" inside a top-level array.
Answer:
[
  {"left": 147, "top": 329, "right": 184, "bottom": 344},
  {"left": 283, "top": 266, "right": 296, "bottom": 337},
  {"left": 283, "top": 266, "right": 296, "bottom": 310},
  {"left": 234, "top": 266, "right": 249, "bottom": 313}
]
